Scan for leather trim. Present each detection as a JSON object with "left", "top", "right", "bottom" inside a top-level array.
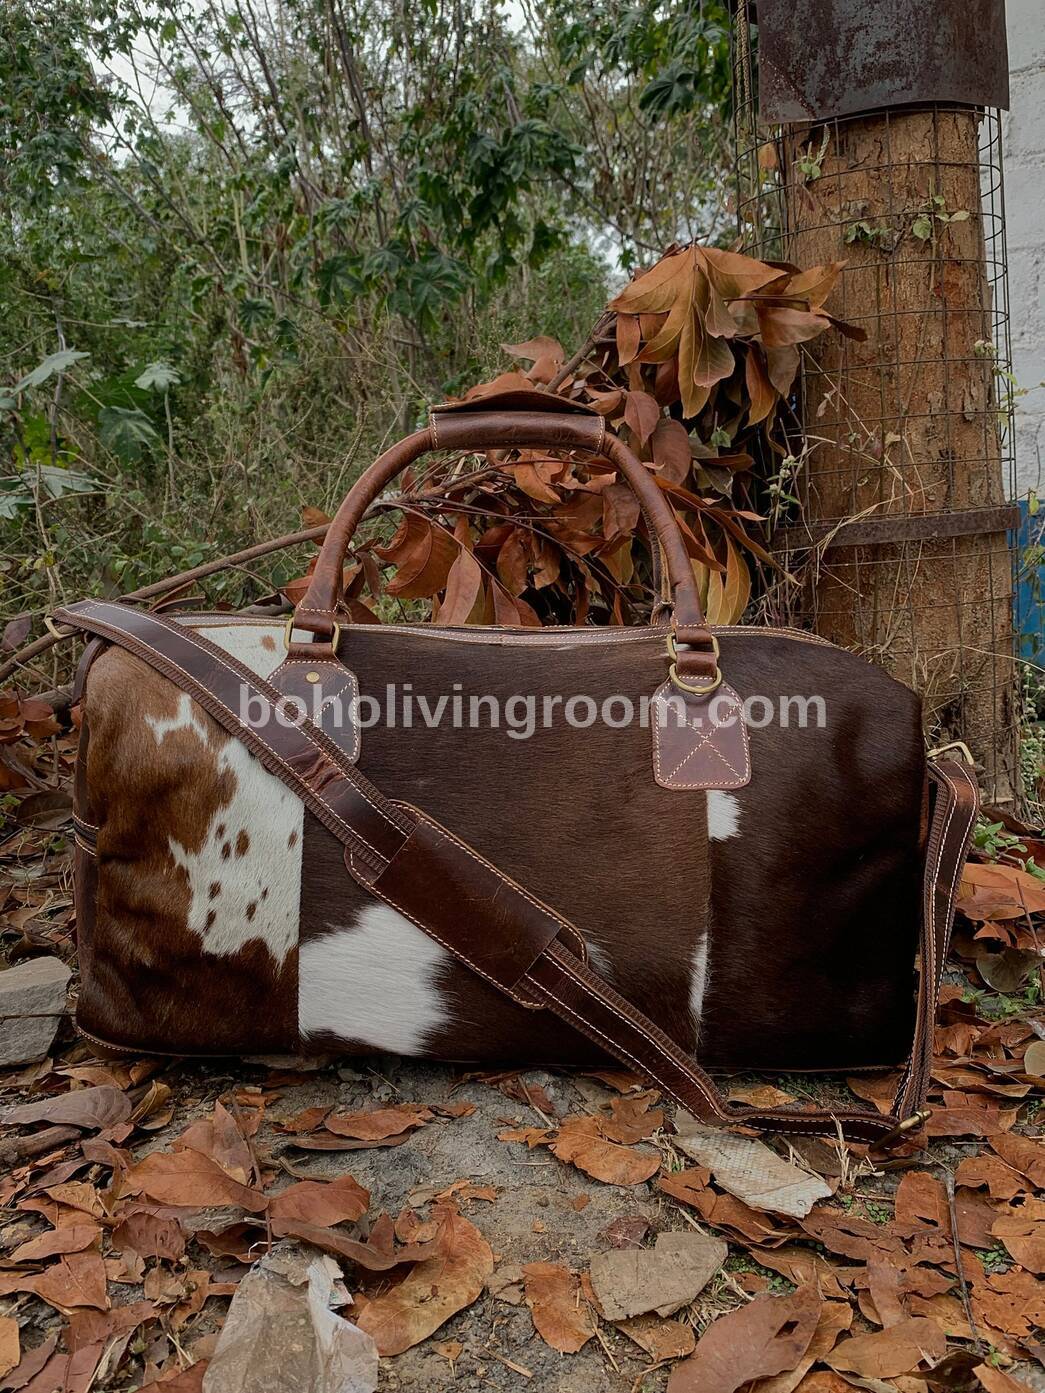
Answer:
[{"left": 651, "top": 680, "right": 752, "bottom": 790}]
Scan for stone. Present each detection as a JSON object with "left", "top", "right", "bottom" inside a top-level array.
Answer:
[{"left": 0, "top": 957, "right": 71, "bottom": 1066}]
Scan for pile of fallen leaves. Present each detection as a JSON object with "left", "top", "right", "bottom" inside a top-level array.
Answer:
[
  {"left": 278, "top": 241, "right": 859, "bottom": 631},
  {"left": 0, "top": 702, "right": 1043, "bottom": 1393}
]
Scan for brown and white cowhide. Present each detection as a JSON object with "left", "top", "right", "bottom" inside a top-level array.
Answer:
[{"left": 76, "top": 619, "right": 924, "bottom": 1073}]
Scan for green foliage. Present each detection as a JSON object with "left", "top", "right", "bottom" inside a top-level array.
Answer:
[{"left": 1, "top": 0, "right": 734, "bottom": 623}]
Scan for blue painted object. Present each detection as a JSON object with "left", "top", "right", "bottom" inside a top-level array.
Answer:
[{"left": 1017, "top": 499, "right": 1045, "bottom": 665}]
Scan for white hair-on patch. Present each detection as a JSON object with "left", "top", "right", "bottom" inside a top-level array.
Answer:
[
  {"left": 146, "top": 693, "right": 302, "bottom": 963},
  {"left": 707, "top": 790, "right": 741, "bottom": 841},
  {"left": 299, "top": 903, "right": 452, "bottom": 1055},
  {"left": 178, "top": 621, "right": 289, "bottom": 680},
  {"left": 689, "top": 935, "right": 710, "bottom": 1041}
]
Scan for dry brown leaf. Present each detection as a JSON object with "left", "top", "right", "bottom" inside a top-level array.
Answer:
[
  {"left": 616, "top": 1313, "right": 696, "bottom": 1362},
  {"left": 354, "top": 1203, "right": 493, "bottom": 1356},
  {"left": 42, "top": 1182, "right": 106, "bottom": 1219},
  {"left": 550, "top": 1115, "right": 660, "bottom": 1186},
  {"left": 974, "top": 1364, "right": 1036, "bottom": 1393},
  {"left": 0, "top": 1085, "right": 132, "bottom": 1131},
  {"left": 0, "top": 1317, "right": 19, "bottom": 1381},
  {"left": 501, "top": 336, "right": 564, "bottom": 384},
  {"left": 124, "top": 1148, "right": 267, "bottom": 1211},
  {"left": 673, "top": 1113, "right": 831, "bottom": 1217},
  {"left": 991, "top": 1200, "right": 1045, "bottom": 1273},
  {"left": 66, "top": 1299, "right": 158, "bottom": 1353},
  {"left": 827, "top": 1318, "right": 947, "bottom": 1379},
  {"left": 6, "top": 1340, "right": 105, "bottom": 1393},
  {"left": 521, "top": 1262, "right": 595, "bottom": 1354},
  {"left": 111, "top": 1212, "right": 186, "bottom": 1262},
  {"left": 657, "top": 1166, "right": 712, "bottom": 1204},
  {"left": 958, "top": 863, "right": 1045, "bottom": 919},
  {"left": 266, "top": 1174, "right": 369, "bottom": 1228},
  {"left": 651, "top": 418, "right": 693, "bottom": 483},
  {"left": 0, "top": 1331, "right": 59, "bottom": 1389},
  {"left": 727, "top": 1083, "right": 796, "bottom": 1109},
  {"left": 970, "top": 1264, "right": 1045, "bottom": 1340},
  {"left": 792, "top": 1374, "right": 855, "bottom": 1393},
  {"left": 599, "top": 1091, "right": 664, "bottom": 1144},
  {"left": 175, "top": 1101, "right": 253, "bottom": 1183},
  {"left": 758, "top": 1301, "right": 853, "bottom": 1393},
  {"left": 679, "top": 1185, "right": 791, "bottom": 1246},
  {"left": 9, "top": 1221, "right": 101, "bottom": 1262},
  {"left": 274, "top": 1105, "right": 330, "bottom": 1135},
  {"left": 753, "top": 1246, "right": 852, "bottom": 1300},
  {"left": 32, "top": 1251, "right": 109, "bottom": 1312},
  {"left": 323, "top": 1104, "right": 432, "bottom": 1141},
  {"left": 990, "top": 1133, "right": 1045, "bottom": 1188},
  {"left": 138, "top": 1361, "right": 209, "bottom": 1392},
  {"left": 866, "top": 1259, "right": 906, "bottom": 1327},
  {"left": 667, "top": 1285, "right": 823, "bottom": 1393},
  {"left": 269, "top": 1215, "right": 445, "bottom": 1271},
  {"left": 1022, "top": 1039, "right": 1045, "bottom": 1079},
  {"left": 623, "top": 389, "right": 661, "bottom": 445},
  {"left": 924, "top": 1095, "right": 1018, "bottom": 1138},
  {"left": 954, "top": 1155, "right": 1025, "bottom": 1201},
  {"left": 589, "top": 1230, "right": 726, "bottom": 1321},
  {"left": 845, "top": 1072, "right": 902, "bottom": 1114}
]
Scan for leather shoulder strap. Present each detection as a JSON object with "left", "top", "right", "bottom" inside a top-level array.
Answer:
[{"left": 55, "top": 600, "right": 978, "bottom": 1148}]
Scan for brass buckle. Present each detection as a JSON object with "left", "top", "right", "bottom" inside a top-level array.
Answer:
[
  {"left": 44, "top": 615, "right": 75, "bottom": 640},
  {"left": 874, "top": 1107, "right": 932, "bottom": 1148},
  {"left": 666, "top": 631, "right": 722, "bottom": 696},
  {"left": 927, "top": 740, "right": 974, "bottom": 765},
  {"left": 283, "top": 616, "right": 341, "bottom": 654}
]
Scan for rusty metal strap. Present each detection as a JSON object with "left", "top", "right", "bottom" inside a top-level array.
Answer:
[{"left": 774, "top": 504, "right": 1021, "bottom": 553}]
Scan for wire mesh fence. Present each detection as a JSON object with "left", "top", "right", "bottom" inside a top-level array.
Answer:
[{"left": 731, "top": 0, "right": 1032, "bottom": 811}]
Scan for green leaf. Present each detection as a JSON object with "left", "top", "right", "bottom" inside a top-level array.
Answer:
[
  {"left": 30, "top": 464, "right": 98, "bottom": 498},
  {"left": 911, "top": 214, "right": 934, "bottom": 242},
  {"left": 134, "top": 362, "right": 180, "bottom": 392},
  {"left": 14, "top": 349, "right": 90, "bottom": 394},
  {"left": 316, "top": 253, "right": 362, "bottom": 308},
  {"left": 98, "top": 406, "right": 161, "bottom": 463},
  {"left": 237, "top": 298, "right": 274, "bottom": 332}
]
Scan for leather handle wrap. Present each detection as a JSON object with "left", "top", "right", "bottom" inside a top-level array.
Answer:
[
  {"left": 56, "top": 600, "right": 978, "bottom": 1148},
  {"left": 292, "top": 402, "right": 715, "bottom": 670}
]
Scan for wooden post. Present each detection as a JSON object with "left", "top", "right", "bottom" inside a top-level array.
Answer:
[{"left": 776, "top": 107, "right": 1019, "bottom": 805}]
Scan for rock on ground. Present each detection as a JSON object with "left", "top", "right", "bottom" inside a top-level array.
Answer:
[{"left": 0, "top": 957, "right": 70, "bottom": 1066}]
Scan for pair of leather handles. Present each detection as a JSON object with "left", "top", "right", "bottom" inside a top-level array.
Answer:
[{"left": 292, "top": 391, "right": 721, "bottom": 690}]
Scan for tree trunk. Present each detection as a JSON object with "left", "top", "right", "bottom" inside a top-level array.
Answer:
[{"left": 777, "top": 107, "right": 1018, "bottom": 806}]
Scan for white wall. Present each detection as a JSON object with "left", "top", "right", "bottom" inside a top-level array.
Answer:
[{"left": 1005, "top": 0, "right": 1045, "bottom": 495}]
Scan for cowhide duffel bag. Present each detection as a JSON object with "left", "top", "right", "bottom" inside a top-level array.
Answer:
[{"left": 55, "top": 392, "right": 979, "bottom": 1146}]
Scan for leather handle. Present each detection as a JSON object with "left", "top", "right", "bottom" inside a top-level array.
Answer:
[{"left": 292, "top": 404, "right": 717, "bottom": 678}]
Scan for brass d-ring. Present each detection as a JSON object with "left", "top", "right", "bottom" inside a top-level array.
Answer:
[
  {"left": 669, "top": 662, "right": 723, "bottom": 697},
  {"left": 666, "top": 631, "right": 722, "bottom": 696},
  {"left": 283, "top": 616, "right": 342, "bottom": 654}
]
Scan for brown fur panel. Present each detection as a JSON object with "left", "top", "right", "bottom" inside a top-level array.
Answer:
[
  {"left": 700, "top": 635, "right": 925, "bottom": 1069},
  {"left": 76, "top": 648, "right": 297, "bottom": 1052},
  {"left": 297, "top": 625, "right": 923, "bottom": 1071}
]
